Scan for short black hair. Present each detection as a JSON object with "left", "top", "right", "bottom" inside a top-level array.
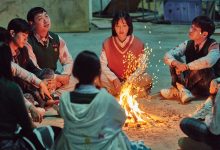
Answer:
[
  {"left": 192, "top": 16, "right": 215, "bottom": 38},
  {"left": 27, "top": 7, "right": 47, "bottom": 22},
  {"left": 0, "top": 27, "right": 11, "bottom": 44},
  {"left": 7, "top": 18, "right": 31, "bottom": 34},
  {"left": 73, "top": 50, "right": 101, "bottom": 85},
  {"left": 112, "top": 11, "right": 133, "bottom": 36},
  {"left": 0, "top": 43, "right": 13, "bottom": 80}
]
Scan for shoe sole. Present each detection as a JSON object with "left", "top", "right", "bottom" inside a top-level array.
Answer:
[{"left": 181, "top": 96, "right": 194, "bottom": 104}]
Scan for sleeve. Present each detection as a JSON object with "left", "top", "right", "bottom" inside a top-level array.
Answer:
[
  {"left": 10, "top": 84, "right": 33, "bottom": 135},
  {"left": 58, "top": 36, "right": 73, "bottom": 75},
  {"left": 206, "top": 90, "right": 220, "bottom": 135},
  {"left": 100, "top": 50, "right": 118, "bottom": 82},
  {"left": 23, "top": 47, "right": 42, "bottom": 75},
  {"left": 59, "top": 92, "right": 70, "bottom": 118},
  {"left": 164, "top": 41, "right": 188, "bottom": 66},
  {"left": 25, "top": 43, "right": 41, "bottom": 69},
  {"left": 11, "top": 62, "right": 41, "bottom": 87},
  {"left": 188, "top": 42, "right": 220, "bottom": 70}
]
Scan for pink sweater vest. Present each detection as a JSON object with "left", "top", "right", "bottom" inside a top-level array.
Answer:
[{"left": 103, "top": 35, "right": 144, "bottom": 80}]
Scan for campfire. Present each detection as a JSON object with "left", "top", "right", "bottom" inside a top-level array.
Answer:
[
  {"left": 119, "top": 83, "right": 145, "bottom": 124},
  {"left": 118, "top": 50, "right": 159, "bottom": 127},
  {"left": 119, "top": 82, "right": 159, "bottom": 128}
]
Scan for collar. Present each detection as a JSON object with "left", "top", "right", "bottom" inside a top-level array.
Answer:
[
  {"left": 115, "top": 35, "right": 131, "bottom": 48},
  {"left": 75, "top": 84, "right": 99, "bottom": 94},
  {"left": 34, "top": 32, "right": 53, "bottom": 46},
  {"left": 194, "top": 39, "right": 207, "bottom": 50},
  {"left": 11, "top": 48, "right": 20, "bottom": 57},
  {"left": 112, "top": 35, "right": 134, "bottom": 54}
]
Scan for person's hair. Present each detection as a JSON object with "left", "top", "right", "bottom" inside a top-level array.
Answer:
[
  {"left": 73, "top": 50, "right": 101, "bottom": 85},
  {"left": 112, "top": 11, "right": 133, "bottom": 36},
  {"left": 27, "top": 7, "right": 47, "bottom": 22},
  {"left": 192, "top": 16, "right": 215, "bottom": 38},
  {"left": 0, "top": 42, "right": 13, "bottom": 80},
  {"left": 7, "top": 18, "right": 31, "bottom": 34},
  {"left": 0, "top": 27, "right": 11, "bottom": 44}
]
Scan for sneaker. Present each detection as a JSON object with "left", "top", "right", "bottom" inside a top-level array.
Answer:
[
  {"left": 160, "top": 86, "right": 179, "bottom": 99},
  {"left": 180, "top": 89, "right": 195, "bottom": 104},
  {"left": 176, "top": 82, "right": 194, "bottom": 104},
  {"left": 189, "top": 96, "right": 213, "bottom": 120}
]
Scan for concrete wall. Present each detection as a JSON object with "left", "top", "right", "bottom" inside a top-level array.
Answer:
[{"left": 0, "top": 0, "right": 89, "bottom": 32}]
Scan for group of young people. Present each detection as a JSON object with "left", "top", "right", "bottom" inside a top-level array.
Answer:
[
  {"left": 1, "top": 5, "right": 220, "bottom": 150},
  {"left": 0, "top": 7, "right": 152, "bottom": 150}
]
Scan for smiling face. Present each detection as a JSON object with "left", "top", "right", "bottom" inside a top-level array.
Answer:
[
  {"left": 32, "top": 11, "right": 51, "bottom": 34},
  {"left": 114, "top": 18, "right": 129, "bottom": 41}
]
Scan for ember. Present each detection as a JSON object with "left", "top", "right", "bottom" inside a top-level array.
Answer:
[
  {"left": 119, "top": 82, "right": 159, "bottom": 128},
  {"left": 118, "top": 50, "right": 160, "bottom": 127}
]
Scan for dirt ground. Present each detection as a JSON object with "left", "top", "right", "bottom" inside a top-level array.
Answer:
[
  {"left": 123, "top": 94, "right": 200, "bottom": 150},
  {"left": 38, "top": 92, "right": 208, "bottom": 150}
]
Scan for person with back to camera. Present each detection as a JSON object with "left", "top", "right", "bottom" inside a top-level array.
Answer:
[{"left": 51, "top": 50, "right": 151, "bottom": 150}]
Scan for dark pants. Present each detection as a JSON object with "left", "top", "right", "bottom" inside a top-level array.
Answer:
[
  {"left": 0, "top": 126, "right": 61, "bottom": 150},
  {"left": 170, "top": 67, "right": 214, "bottom": 97},
  {"left": 180, "top": 117, "right": 220, "bottom": 149}
]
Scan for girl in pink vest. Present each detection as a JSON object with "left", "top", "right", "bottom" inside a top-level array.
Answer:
[{"left": 100, "top": 11, "right": 152, "bottom": 96}]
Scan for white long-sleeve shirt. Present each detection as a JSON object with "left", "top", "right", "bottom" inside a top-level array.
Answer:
[
  {"left": 11, "top": 62, "right": 42, "bottom": 109},
  {"left": 11, "top": 62, "right": 41, "bottom": 87},
  {"left": 164, "top": 40, "right": 220, "bottom": 70},
  {"left": 100, "top": 50, "right": 118, "bottom": 82},
  {"left": 26, "top": 33, "right": 73, "bottom": 75}
]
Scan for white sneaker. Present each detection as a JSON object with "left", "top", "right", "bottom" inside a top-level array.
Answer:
[
  {"left": 176, "top": 83, "right": 194, "bottom": 104},
  {"left": 189, "top": 96, "right": 213, "bottom": 120},
  {"left": 160, "top": 86, "right": 179, "bottom": 99},
  {"left": 180, "top": 89, "right": 194, "bottom": 104}
]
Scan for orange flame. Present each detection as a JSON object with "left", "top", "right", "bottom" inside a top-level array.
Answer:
[{"left": 119, "top": 84, "right": 145, "bottom": 123}]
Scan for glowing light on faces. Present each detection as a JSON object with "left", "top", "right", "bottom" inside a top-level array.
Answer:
[
  {"left": 188, "top": 24, "right": 204, "bottom": 41},
  {"left": 33, "top": 11, "right": 51, "bottom": 33},
  {"left": 14, "top": 32, "right": 29, "bottom": 48},
  {"left": 115, "top": 18, "right": 129, "bottom": 42}
]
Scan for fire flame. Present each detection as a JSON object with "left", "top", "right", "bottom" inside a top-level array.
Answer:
[
  {"left": 119, "top": 50, "right": 150, "bottom": 124},
  {"left": 119, "top": 84, "right": 145, "bottom": 123},
  {"left": 118, "top": 44, "right": 164, "bottom": 127}
]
